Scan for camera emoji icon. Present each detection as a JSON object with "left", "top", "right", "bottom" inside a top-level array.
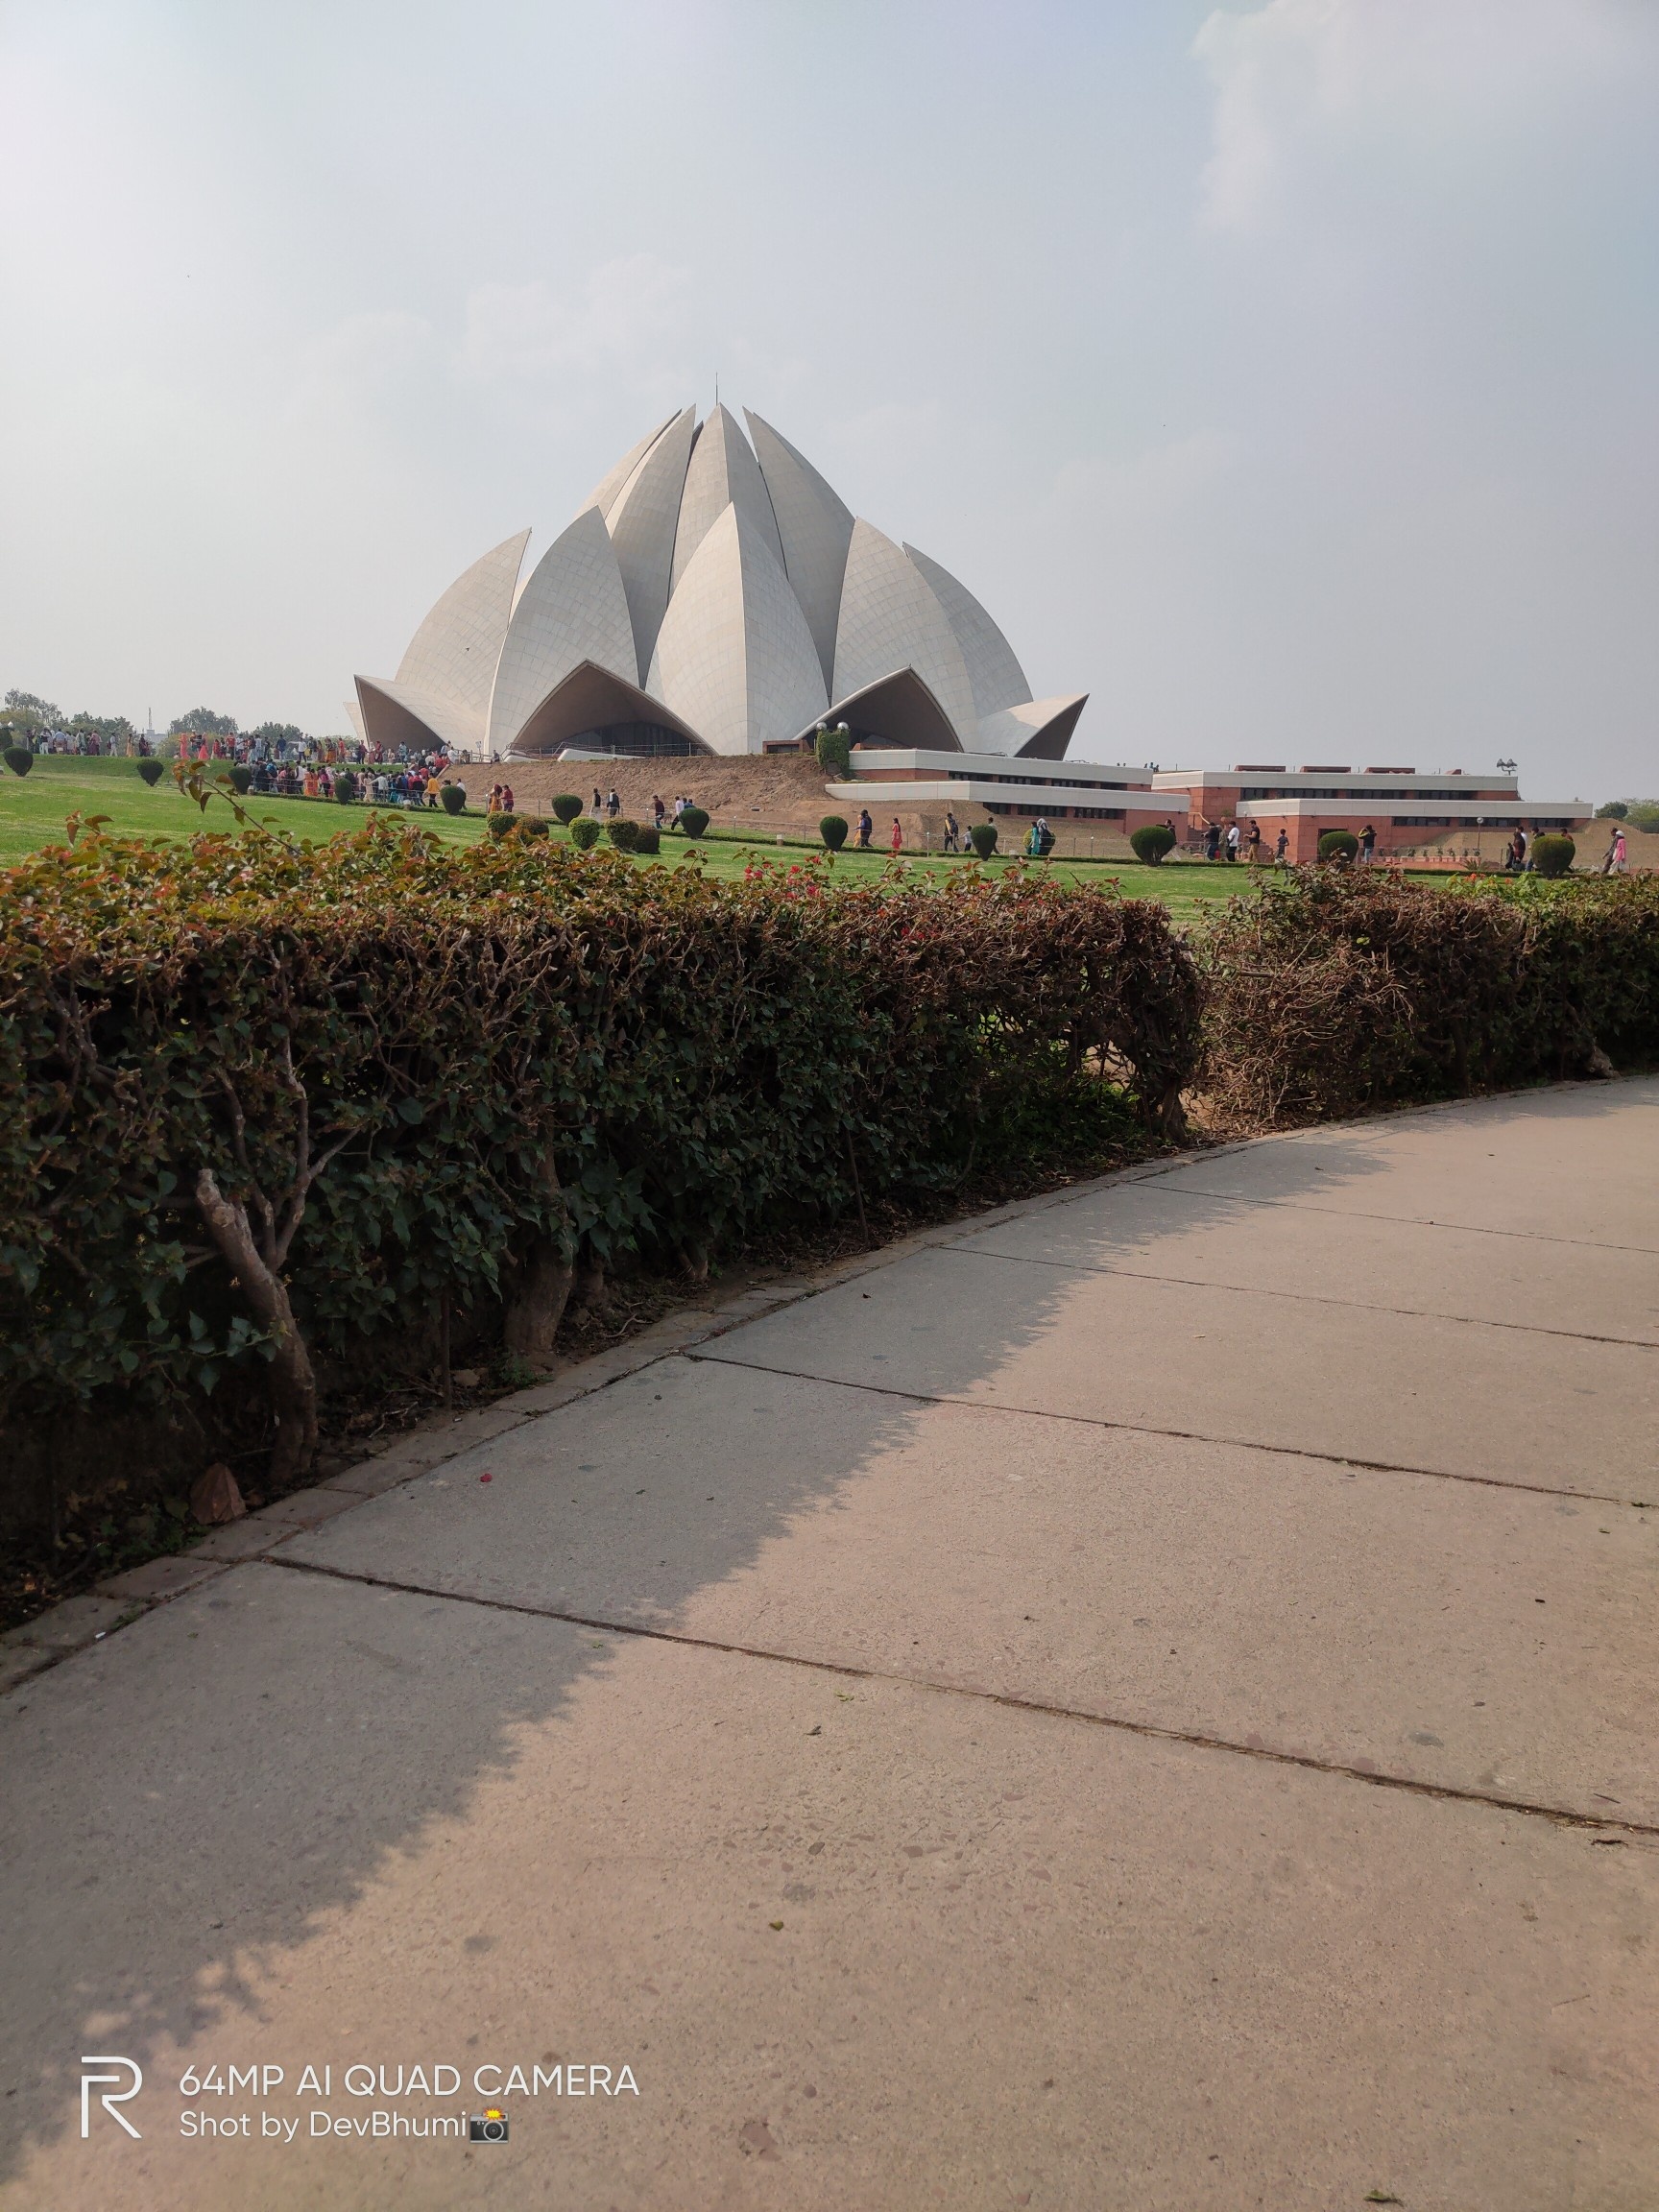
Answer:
[{"left": 469, "top": 2108, "right": 509, "bottom": 2143}]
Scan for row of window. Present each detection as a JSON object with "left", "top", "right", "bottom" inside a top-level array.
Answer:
[
  {"left": 983, "top": 803, "right": 1127, "bottom": 821},
  {"left": 1238, "top": 786, "right": 1487, "bottom": 803},
  {"left": 948, "top": 771, "right": 1131, "bottom": 790}
]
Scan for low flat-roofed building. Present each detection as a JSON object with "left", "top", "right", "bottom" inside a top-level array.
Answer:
[
  {"left": 1151, "top": 765, "right": 1590, "bottom": 863},
  {"left": 831, "top": 750, "right": 1185, "bottom": 835}
]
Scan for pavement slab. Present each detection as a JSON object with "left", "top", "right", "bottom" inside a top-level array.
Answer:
[
  {"left": 697, "top": 1246, "right": 1659, "bottom": 1496},
  {"left": 950, "top": 1181, "right": 1659, "bottom": 1343},
  {"left": 2, "top": 1565, "right": 1656, "bottom": 2212},
  {"left": 277, "top": 1357, "right": 1659, "bottom": 1826},
  {"left": 1137, "top": 1080, "right": 1659, "bottom": 1247}
]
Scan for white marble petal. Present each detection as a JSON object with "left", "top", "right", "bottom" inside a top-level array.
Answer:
[
  {"left": 830, "top": 518, "right": 978, "bottom": 746},
  {"left": 671, "top": 404, "right": 784, "bottom": 592},
  {"left": 487, "top": 508, "right": 638, "bottom": 756},
  {"left": 353, "top": 676, "right": 486, "bottom": 755},
  {"left": 902, "top": 543, "right": 1032, "bottom": 718},
  {"left": 604, "top": 405, "right": 697, "bottom": 683},
  {"left": 744, "top": 410, "right": 854, "bottom": 693},
  {"left": 976, "top": 694, "right": 1091, "bottom": 758},
  {"left": 394, "top": 530, "right": 529, "bottom": 719},
  {"left": 580, "top": 411, "right": 680, "bottom": 520},
  {"left": 647, "top": 501, "right": 827, "bottom": 755}
]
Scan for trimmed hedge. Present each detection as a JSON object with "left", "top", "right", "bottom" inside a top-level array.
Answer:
[
  {"left": 1531, "top": 833, "right": 1575, "bottom": 878},
  {"left": 569, "top": 818, "right": 603, "bottom": 851},
  {"left": 820, "top": 815, "right": 849, "bottom": 851},
  {"left": 678, "top": 805, "right": 709, "bottom": 840},
  {"left": 1131, "top": 825, "right": 1176, "bottom": 864},
  {"left": 551, "top": 794, "right": 583, "bottom": 826},
  {"left": 0, "top": 824, "right": 1200, "bottom": 1490},
  {"left": 136, "top": 759, "right": 165, "bottom": 787},
  {"left": 1196, "top": 869, "right": 1659, "bottom": 1129},
  {"left": 969, "top": 824, "right": 998, "bottom": 858},
  {"left": 1318, "top": 830, "right": 1359, "bottom": 862},
  {"left": 439, "top": 783, "right": 467, "bottom": 816}
]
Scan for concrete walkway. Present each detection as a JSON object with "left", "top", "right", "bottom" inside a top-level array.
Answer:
[{"left": 4, "top": 1082, "right": 1658, "bottom": 2210}]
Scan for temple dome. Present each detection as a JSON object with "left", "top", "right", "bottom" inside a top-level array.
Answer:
[{"left": 351, "top": 407, "right": 1085, "bottom": 761}]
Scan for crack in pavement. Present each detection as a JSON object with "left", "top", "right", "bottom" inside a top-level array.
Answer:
[
  {"left": 685, "top": 1349, "right": 1647, "bottom": 1508},
  {"left": 928, "top": 1241, "right": 1659, "bottom": 1350},
  {"left": 260, "top": 1551, "right": 1659, "bottom": 1841}
]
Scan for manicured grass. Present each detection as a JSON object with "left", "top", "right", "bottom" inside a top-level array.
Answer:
[
  {"left": 0, "top": 755, "right": 489, "bottom": 867},
  {"left": 0, "top": 757, "right": 1416, "bottom": 918}
]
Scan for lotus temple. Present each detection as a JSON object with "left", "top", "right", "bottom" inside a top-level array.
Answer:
[{"left": 349, "top": 404, "right": 1087, "bottom": 764}]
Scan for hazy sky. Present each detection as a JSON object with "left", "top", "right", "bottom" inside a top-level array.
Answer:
[{"left": 3, "top": 0, "right": 1655, "bottom": 796}]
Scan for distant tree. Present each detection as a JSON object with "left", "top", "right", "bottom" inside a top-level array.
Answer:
[
  {"left": 1625, "top": 801, "right": 1659, "bottom": 834},
  {"left": 170, "top": 707, "right": 239, "bottom": 737},
  {"left": 249, "top": 721, "right": 306, "bottom": 747},
  {"left": 67, "top": 711, "right": 137, "bottom": 746},
  {"left": 5, "top": 689, "right": 60, "bottom": 721},
  {"left": 1595, "top": 801, "right": 1628, "bottom": 820}
]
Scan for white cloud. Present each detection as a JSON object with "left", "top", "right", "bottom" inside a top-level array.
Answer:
[{"left": 1193, "top": 0, "right": 1650, "bottom": 229}]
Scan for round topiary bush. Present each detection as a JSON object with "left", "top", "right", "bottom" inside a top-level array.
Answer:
[
  {"left": 519, "top": 814, "right": 549, "bottom": 838},
  {"left": 570, "top": 817, "right": 603, "bottom": 851},
  {"left": 820, "top": 814, "right": 849, "bottom": 851},
  {"left": 968, "top": 823, "right": 998, "bottom": 859},
  {"left": 634, "top": 825, "right": 661, "bottom": 854},
  {"left": 228, "top": 764, "right": 253, "bottom": 794},
  {"left": 1318, "top": 830, "right": 1359, "bottom": 863},
  {"left": 334, "top": 770, "right": 359, "bottom": 805},
  {"left": 551, "top": 793, "right": 583, "bottom": 826},
  {"left": 5, "top": 747, "right": 34, "bottom": 777},
  {"left": 608, "top": 818, "right": 640, "bottom": 852},
  {"left": 486, "top": 810, "right": 518, "bottom": 840},
  {"left": 678, "top": 805, "right": 709, "bottom": 840},
  {"left": 136, "top": 758, "right": 165, "bottom": 786},
  {"left": 1130, "top": 823, "right": 1176, "bottom": 865},
  {"left": 439, "top": 781, "right": 467, "bottom": 815},
  {"left": 1531, "top": 832, "right": 1575, "bottom": 877}
]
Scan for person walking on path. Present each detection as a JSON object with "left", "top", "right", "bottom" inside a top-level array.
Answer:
[
  {"left": 1246, "top": 821, "right": 1262, "bottom": 864},
  {"left": 857, "top": 808, "right": 874, "bottom": 850},
  {"left": 1275, "top": 827, "right": 1290, "bottom": 869},
  {"left": 607, "top": 788, "right": 621, "bottom": 819},
  {"left": 1602, "top": 826, "right": 1628, "bottom": 875},
  {"left": 890, "top": 817, "right": 903, "bottom": 855},
  {"left": 1225, "top": 822, "right": 1240, "bottom": 863},
  {"left": 501, "top": 781, "right": 516, "bottom": 815},
  {"left": 652, "top": 794, "right": 666, "bottom": 830},
  {"left": 1204, "top": 822, "right": 1221, "bottom": 862},
  {"left": 592, "top": 787, "right": 604, "bottom": 816},
  {"left": 1359, "top": 823, "right": 1377, "bottom": 864},
  {"left": 943, "top": 809, "right": 960, "bottom": 854}
]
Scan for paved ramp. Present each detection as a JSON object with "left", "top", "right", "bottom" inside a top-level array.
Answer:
[{"left": 5, "top": 1082, "right": 1658, "bottom": 2209}]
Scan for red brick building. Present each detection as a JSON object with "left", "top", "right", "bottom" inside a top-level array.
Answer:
[{"left": 1151, "top": 765, "right": 1590, "bottom": 865}]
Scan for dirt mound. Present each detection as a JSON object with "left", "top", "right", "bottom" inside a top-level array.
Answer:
[{"left": 456, "top": 752, "right": 1148, "bottom": 858}]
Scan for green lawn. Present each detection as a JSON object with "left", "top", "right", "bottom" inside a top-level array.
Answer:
[{"left": 0, "top": 756, "right": 1259, "bottom": 916}]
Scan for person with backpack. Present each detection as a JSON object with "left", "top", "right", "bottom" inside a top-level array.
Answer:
[{"left": 943, "top": 809, "right": 960, "bottom": 854}]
